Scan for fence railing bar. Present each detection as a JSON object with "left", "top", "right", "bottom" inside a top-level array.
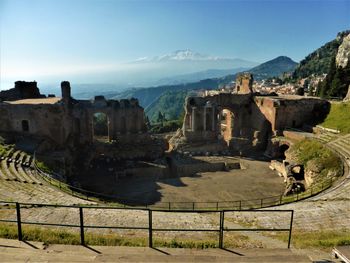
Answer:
[
  {"left": 224, "top": 228, "right": 290, "bottom": 232},
  {"left": 288, "top": 210, "right": 294, "bottom": 249},
  {"left": 16, "top": 202, "right": 22, "bottom": 241},
  {"left": 148, "top": 210, "right": 152, "bottom": 248},
  {"left": 84, "top": 225, "right": 149, "bottom": 230},
  {"left": 20, "top": 222, "right": 81, "bottom": 228},
  {"left": 219, "top": 211, "right": 224, "bottom": 248},
  {"left": 152, "top": 228, "right": 220, "bottom": 232},
  {"left": 0, "top": 219, "right": 17, "bottom": 223},
  {"left": 79, "top": 207, "right": 84, "bottom": 245},
  {"left": 0, "top": 200, "right": 295, "bottom": 248}
]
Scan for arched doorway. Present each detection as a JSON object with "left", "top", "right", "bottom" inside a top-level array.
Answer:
[
  {"left": 278, "top": 144, "right": 289, "bottom": 160},
  {"left": 92, "top": 112, "right": 109, "bottom": 142}
]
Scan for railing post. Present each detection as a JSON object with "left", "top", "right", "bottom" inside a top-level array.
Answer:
[
  {"left": 219, "top": 211, "right": 224, "bottom": 248},
  {"left": 148, "top": 210, "right": 153, "bottom": 248},
  {"left": 279, "top": 195, "right": 282, "bottom": 205},
  {"left": 288, "top": 210, "right": 294, "bottom": 249},
  {"left": 260, "top": 199, "right": 263, "bottom": 208},
  {"left": 16, "top": 202, "right": 22, "bottom": 241},
  {"left": 192, "top": 202, "right": 195, "bottom": 211},
  {"left": 168, "top": 202, "right": 171, "bottom": 210},
  {"left": 239, "top": 200, "right": 242, "bottom": 210},
  {"left": 79, "top": 207, "right": 85, "bottom": 245},
  {"left": 216, "top": 202, "right": 219, "bottom": 211}
]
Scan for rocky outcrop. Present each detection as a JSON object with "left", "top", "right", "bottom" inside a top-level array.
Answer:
[
  {"left": 336, "top": 33, "right": 350, "bottom": 68},
  {"left": 304, "top": 159, "right": 323, "bottom": 187},
  {"left": 304, "top": 158, "right": 342, "bottom": 188}
]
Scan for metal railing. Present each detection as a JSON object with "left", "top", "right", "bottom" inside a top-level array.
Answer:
[{"left": 0, "top": 200, "right": 294, "bottom": 248}]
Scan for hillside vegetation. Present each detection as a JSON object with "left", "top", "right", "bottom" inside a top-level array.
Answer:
[
  {"left": 146, "top": 90, "right": 187, "bottom": 122},
  {"left": 292, "top": 37, "right": 341, "bottom": 79},
  {"left": 112, "top": 78, "right": 222, "bottom": 109},
  {"left": 250, "top": 56, "right": 297, "bottom": 79},
  {"left": 320, "top": 101, "right": 350, "bottom": 133},
  {"left": 291, "top": 30, "right": 350, "bottom": 98}
]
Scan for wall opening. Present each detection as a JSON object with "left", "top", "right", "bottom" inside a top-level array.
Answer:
[
  {"left": 220, "top": 109, "right": 234, "bottom": 144},
  {"left": 21, "top": 120, "right": 29, "bottom": 132},
  {"left": 92, "top": 112, "right": 109, "bottom": 142},
  {"left": 278, "top": 144, "right": 289, "bottom": 160},
  {"left": 205, "top": 112, "right": 211, "bottom": 131}
]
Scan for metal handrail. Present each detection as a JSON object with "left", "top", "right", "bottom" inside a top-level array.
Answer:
[{"left": 0, "top": 200, "right": 294, "bottom": 248}]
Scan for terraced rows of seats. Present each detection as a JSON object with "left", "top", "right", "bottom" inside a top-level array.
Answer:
[
  {"left": 315, "top": 131, "right": 340, "bottom": 143},
  {"left": 0, "top": 149, "right": 91, "bottom": 205},
  {"left": 229, "top": 132, "right": 350, "bottom": 232}
]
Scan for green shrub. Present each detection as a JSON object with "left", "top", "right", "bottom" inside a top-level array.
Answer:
[
  {"left": 36, "top": 161, "right": 53, "bottom": 173},
  {"left": 291, "top": 139, "right": 342, "bottom": 180}
]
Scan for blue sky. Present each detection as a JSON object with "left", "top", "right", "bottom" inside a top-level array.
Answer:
[{"left": 0, "top": 0, "right": 349, "bottom": 88}]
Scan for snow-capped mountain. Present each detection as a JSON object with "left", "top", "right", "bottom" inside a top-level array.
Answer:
[
  {"left": 155, "top": 49, "right": 216, "bottom": 61},
  {"left": 133, "top": 49, "right": 257, "bottom": 67}
]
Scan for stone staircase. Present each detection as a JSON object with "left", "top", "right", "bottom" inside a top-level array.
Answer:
[{"left": 315, "top": 131, "right": 340, "bottom": 143}]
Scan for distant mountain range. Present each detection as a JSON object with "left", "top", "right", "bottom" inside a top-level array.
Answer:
[
  {"left": 154, "top": 67, "right": 249, "bottom": 86},
  {"left": 133, "top": 49, "right": 257, "bottom": 66}
]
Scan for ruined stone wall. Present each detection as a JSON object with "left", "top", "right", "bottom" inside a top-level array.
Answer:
[
  {"left": 177, "top": 91, "right": 329, "bottom": 153},
  {"left": 0, "top": 81, "right": 43, "bottom": 101},
  {"left": 0, "top": 102, "right": 71, "bottom": 146},
  {"left": 0, "top": 81, "right": 151, "bottom": 149},
  {"left": 273, "top": 98, "right": 329, "bottom": 131}
]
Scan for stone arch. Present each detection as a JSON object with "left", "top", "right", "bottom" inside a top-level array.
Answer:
[{"left": 92, "top": 112, "right": 110, "bottom": 142}]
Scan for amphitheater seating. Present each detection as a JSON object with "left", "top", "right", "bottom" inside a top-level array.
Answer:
[
  {"left": 0, "top": 150, "right": 42, "bottom": 184},
  {"left": 327, "top": 134, "right": 350, "bottom": 158},
  {"left": 0, "top": 148, "right": 92, "bottom": 205},
  {"left": 315, "top": 131, "right": 339, "bottom": 143}
]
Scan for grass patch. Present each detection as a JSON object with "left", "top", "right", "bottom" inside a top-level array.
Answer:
[
  {"left": 320, "top": 101, "right": 350, "bottom": 133},
  {"left": 0, "top": 223, "right": 259, "bottom": 248},
  {"left": 266, "top": 230, "right": 350, "bottom": 248},
  {"left": 35, "top": 161, "right": 53, "bottom": 174},
  {"left": 0, "top": 143, "right": 14, "bottom": 157}
]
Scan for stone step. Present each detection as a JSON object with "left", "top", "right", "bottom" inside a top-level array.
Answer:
[
  {"left": 0, "top": 242, "right": 312, "bottom": 262},
  {"left": 23, "top": 168, "right": 44, "bottom": 185},
  {"left": 9, "top": 162, "right": 28, "bottom": 183},
  {"left": 1, "top": 160, "right": 17, "bottom": 181},
  {"left": 329, "top": 142, "right": 350, "bottom": 157}
]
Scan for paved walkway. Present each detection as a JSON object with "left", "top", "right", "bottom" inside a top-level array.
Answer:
[{"left": 0, "top": 238, "right": 327, "bottom": 262}]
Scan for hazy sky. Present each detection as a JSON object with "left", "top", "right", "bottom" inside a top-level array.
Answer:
[{"left": 0, "top": 0, "right": 349, "bottom": 88}]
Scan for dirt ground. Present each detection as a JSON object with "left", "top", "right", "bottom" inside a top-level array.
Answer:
[{"left": 108, "top": 158, "right": 285, "bottom": 206}]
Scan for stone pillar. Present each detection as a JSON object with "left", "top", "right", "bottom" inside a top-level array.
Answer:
[
  {"left": 212, "top": 108, "right": 216, "bottom": 131},
  {"left": 61, "top": 81, "right": 71, "bottom": 101},
  {"left": 203, "top": 107, "right": 206, "bottom": 131},
  {"left": 191, "top": 107, "right": 197, "bottom": 131}
]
